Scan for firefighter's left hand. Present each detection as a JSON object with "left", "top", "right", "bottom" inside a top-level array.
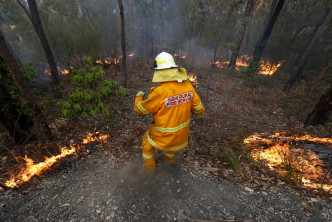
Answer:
[{"left": 136, "top": 91, "right": 145, "bottom": 96}]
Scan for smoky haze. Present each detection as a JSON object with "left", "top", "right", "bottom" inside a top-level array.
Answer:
[{"left": 0, "top": 0, "right": 331, "bottom": 81}]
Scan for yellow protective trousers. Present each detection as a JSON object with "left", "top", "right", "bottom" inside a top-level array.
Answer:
[{"left": 142, "top": 133, "right": 176, "bottom": 173}]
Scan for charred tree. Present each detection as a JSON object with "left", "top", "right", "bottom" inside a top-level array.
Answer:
[
  {"left": 17, "top": 0, "right": 60, "bottom": 89},
  {"left": 283, "top": 7, "right": 332, "bottom": 91},
  {"left": 248, "top": 0, "right": 285, "bottom": 73},
  {"left": 118, "top": 0, "right": 128, "bottom": 88},
  {"left": 305, "top": 82, "right": 332, "bottom": 125},
  {"left": 0, "top": 30, "right": 53, "bottom": 142},
  {"left": 228, "top": 0, "right": 255, "bottom": 68}
]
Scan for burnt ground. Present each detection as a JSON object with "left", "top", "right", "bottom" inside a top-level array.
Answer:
[
  {"left": 0, "top": 58, "right": 332, "bottom": 221},
  {"left": 0, "top": 148, "right": 331, "bottom": 222}
]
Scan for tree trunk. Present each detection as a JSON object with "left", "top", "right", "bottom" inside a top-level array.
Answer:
[
  {"left": 118, "top": 0, "right": 128, "bottom": 88},
  {"left": 26, "top": 0, "right": 60, "bottom": 88},
  {"left": 0, "top": 30, "right": 53, "bottom": 142},
  {"left": 305, "top": 83, "right": 332, "bottom": 125},
  {"left": 228, "top": 0, "right": 255, "bottom": 68},
  {"left": 283, "top": 7, "right": 332, "bottom": 91},
  {"left": 0, "top": 71, "right": 35, "bottom": 144},
  {"left": 198, "top": 0, "right": 206, "bottom": 38},
  {"left": 268, "top": 0, "right": 278, "bottom": 18},
  {"left": 248, "top": 0, "right": 285, "bottom": 72}
]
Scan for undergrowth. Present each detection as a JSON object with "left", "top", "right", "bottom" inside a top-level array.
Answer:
[{"left": 56, "top": 57, "right": 129, "bottom": 120}]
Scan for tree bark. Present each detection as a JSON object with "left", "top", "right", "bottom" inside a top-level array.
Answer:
[
  {"left": 118, "top": 0, "right": 128, "bottom": 88},
  {"left": 25, "top": 0, "right": 60, "bottom": 88},
  {"left": 198, "top": 0, "right": 206, "bottom": 38},
  {"left": 248, "top": 0, "right": 285, "bottom": 72},
  {"left": 0, "top": 30, "right": 53, "bottom": 142},
  {"left": 283, "top": 7, "right": 332, "bottom": 91},
  {"left": 268, "top": 0, "right": 278, "bottom": 18},
  {"left": 305, "top": 82, "right": 332, "bottom": 125},
  {"left": 228, "top": 0, "right": 255, "bottom": 68}
]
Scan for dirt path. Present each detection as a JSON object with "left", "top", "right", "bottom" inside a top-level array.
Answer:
[{"left": 0, "top": 148, "right": 331, "bottom": 222}]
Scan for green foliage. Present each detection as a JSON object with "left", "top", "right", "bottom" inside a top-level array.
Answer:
[
  {"left": 0, "top": 57, "right": 39, "bottom": 102},
  {"left": 327, "top": 0, "right": 332, "bottom": 8},
  {"left": 222, "top": 150, "right": 243, "bottom": 174},
  {"left": 56, "top": 57, "right": 129, "bottom": 119},
  {"left": 227, "top": 42, "right": 237, "bottom": 53},
  {"left": 279, "top": 151, "right": 304, "bottom": 186},
  {"left": 239, "top": 62, "right": 260, "bottom": 78},
  {"left": 238, "top": 68, "right": 273, "bottom": 87}
]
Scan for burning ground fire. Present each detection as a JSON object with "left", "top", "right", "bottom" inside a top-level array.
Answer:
[
  {"left": 245, "top": 133, "right": 332, "bottom": 193},
  {"left": 188, "top": 74, "right": 198, "bottom": 88},
  {"left": 44, "top": 66, "right": 73, "bottom": 76},
  {"left": 213, "top": 55, "right": 284, "bottom": 75},
  {"left": 96, "top": 58, "right": 119, "bottom": 65},
  {"left": 4, "top": 133, "right": 108, "bottom": 189}
]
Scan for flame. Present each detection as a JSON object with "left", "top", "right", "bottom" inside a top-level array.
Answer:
[
  {"left": 104, "top": 59, "right": 112, "bottom": 64},
  {"left": 60, "top": 68, "right": 70, "bottom": 75},
  {"left": 96, "top": 57, "right": 121, "bottom": 65},
  {"left": 44, "top": 66, "right": 72, "bottom": 76},
  {"left": 174, "top": 53, "right": 178, "bottom": 57},
  {"left": 245, "top": 133, "right": 332, "bottom": 192},
  {"left": 44, "top": 69, "right": 50, "bottom": 75},
  {"left": 5, "top": 133, "right": 108, "bottom": 188},
  {"left": 180, "top": 56, "right": 186, "bottom": 59},
  {"left": 259, "top": 60, "right": 285, "bottom": 75},
  {"left": 245, "top": 132, "right": 332, "bottom": 146},
  {"left": 188, "top": 74, "right": 198, "bottom": 87},
  {"left": 128, "top": 53, "right": 134, "bottom": 57},
  {"left": 214, "top": 55, "right": 283, "bottom": 75}
]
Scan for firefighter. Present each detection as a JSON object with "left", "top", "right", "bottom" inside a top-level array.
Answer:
[{"left": 134, "top": 52, "right": 205, "bottom": 173}]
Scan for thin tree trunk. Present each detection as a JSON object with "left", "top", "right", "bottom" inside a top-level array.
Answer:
[
  {"left": 0, "top": 30, "right": 53, "bottom": 142},
  {"left": 23, "top": 0, "right": 60, "bottom": 89},
  {"left": 305, "top": 82, "right": 332, "bottom": 125},
  {"left": 248, "top": 0, "right": 285, "bottom": 73},
  {"left": 268, "top": 0, "right": 278, "bottom": 18},
  {"left": 118, "top": 0, "right": 127, "bottom": 87},
  {"left": 283, "top": 7, "right": 332, "bottom": 91},
  {"left": 198, "top": 0, "right": 206, "bottom": 38},
  {"left": 228, "top": 0, "right": 255, "bottom": 68}
]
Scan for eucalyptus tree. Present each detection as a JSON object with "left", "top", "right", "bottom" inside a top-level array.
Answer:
[
  {"left": 228, "top": 0, "right": 255, "bottom": 68},
  {"left": 16, "top": 0, "right": 60, "bottom": 89},
  {"left": 284, "top": 2, "right": 332, "bottom": 91},
  {"left": 248, "top": 0, "right": 285, "bottom": 74},
  {"left": 305, "top": 80, "right": 332, "bottom": 125},
  {"left": 118, "top": 0, "right": 128, "bottom": 87}
]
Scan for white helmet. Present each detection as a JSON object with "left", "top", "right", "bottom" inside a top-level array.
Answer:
[{"left": 153, "top": 52, "right": 178, "bottom": 70}]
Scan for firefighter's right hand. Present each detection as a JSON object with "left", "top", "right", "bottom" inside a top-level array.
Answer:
[{"left": 136, "top": 91, "right": 145, "bottom": 96}]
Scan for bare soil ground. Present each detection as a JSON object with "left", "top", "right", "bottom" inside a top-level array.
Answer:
[{"left": 0, "top": 59, "right": 331, "bottom": 221}]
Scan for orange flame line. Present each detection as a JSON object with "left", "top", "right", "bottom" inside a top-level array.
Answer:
[
  {"left": 5, "top": 133, "right": 108, "bottom": 188},
  {"left": 245, "top": 133, "right": 332, "bottom": 192}
]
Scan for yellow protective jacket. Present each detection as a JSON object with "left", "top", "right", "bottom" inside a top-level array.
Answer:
[{"left": 134, "top": 81, "right": 204, "bottom": 151}]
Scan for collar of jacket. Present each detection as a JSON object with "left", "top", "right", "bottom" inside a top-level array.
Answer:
[{"left": 152, "top": 67, "right": 187, "bottom": 82}]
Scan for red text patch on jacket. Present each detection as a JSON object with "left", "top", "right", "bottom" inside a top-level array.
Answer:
[{"left": 164, "top": 91, "right": 193, "bottom": 108}]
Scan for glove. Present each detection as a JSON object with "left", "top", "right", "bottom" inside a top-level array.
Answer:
[{"left": 136, "top": 91, "right": 145, "bottom": 96}]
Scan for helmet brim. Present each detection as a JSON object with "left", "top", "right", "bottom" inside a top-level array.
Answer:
[{"left": 154, "top": 65, "right": 178, "bottom": 70}]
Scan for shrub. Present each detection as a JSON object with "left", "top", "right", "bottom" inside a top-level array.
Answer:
[{"left": 56, "top": 56, "right": 129, "bottom": 118}]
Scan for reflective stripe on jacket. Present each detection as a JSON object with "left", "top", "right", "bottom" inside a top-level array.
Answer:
[{"left": 134, "top": 81, "right": 204, "bottom": 150}]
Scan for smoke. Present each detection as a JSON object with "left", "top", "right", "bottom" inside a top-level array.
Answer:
[{"left": 2, "top": 0, "right": 331, "bottom": 84}]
